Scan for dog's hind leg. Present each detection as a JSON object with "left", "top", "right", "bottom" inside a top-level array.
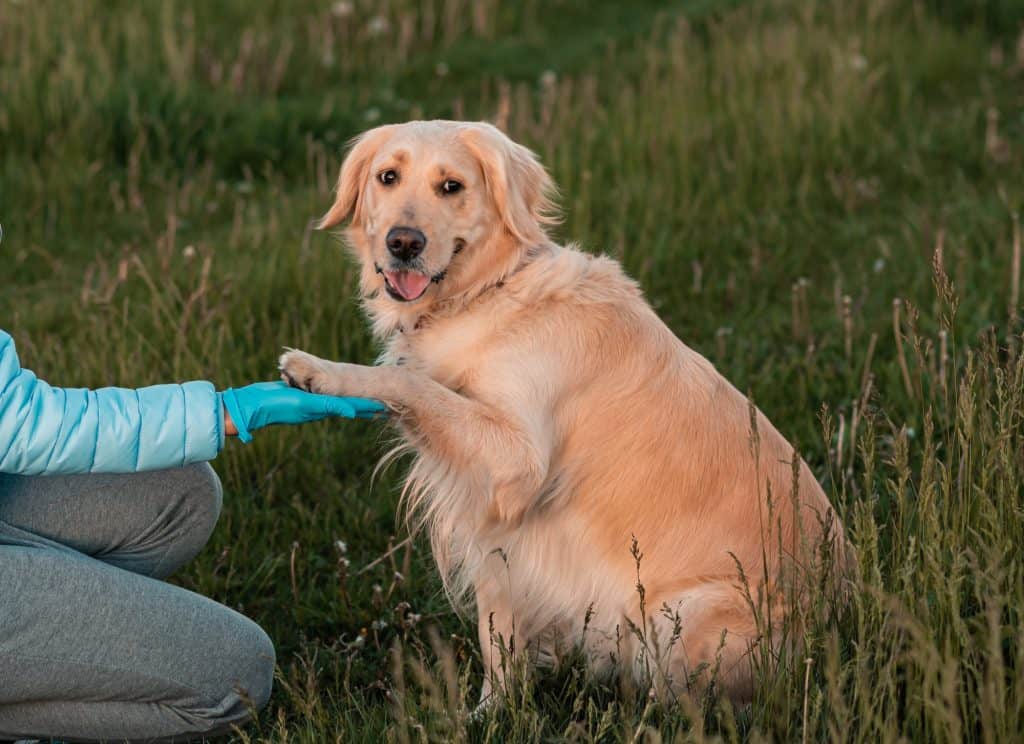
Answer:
[{"left": 641, "top": 581, "right": 763, "bottom": 704}]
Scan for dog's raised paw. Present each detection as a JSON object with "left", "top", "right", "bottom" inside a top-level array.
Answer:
[{"left": 278, "top": 349, "right": 327, "bottom": 394}]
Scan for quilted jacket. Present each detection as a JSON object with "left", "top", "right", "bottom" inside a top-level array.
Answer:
[{"left": 0, "top": 329, "right": 222, "bottom": 476}]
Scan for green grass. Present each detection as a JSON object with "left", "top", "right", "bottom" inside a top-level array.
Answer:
[{"left": 2, "top": 0, "right": 1024, "bottom": 740}]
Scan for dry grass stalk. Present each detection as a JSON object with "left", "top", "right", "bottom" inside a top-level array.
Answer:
[
  {"left": 1011, "top": 212, "right": 1021, "bottom": 325},
  {"left": 893, "top": 298, "right": 914, "bottom": 397}
]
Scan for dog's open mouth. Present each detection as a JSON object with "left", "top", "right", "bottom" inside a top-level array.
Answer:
[{"left": 383, "top": 270, "right": 431, "bottom": 302}]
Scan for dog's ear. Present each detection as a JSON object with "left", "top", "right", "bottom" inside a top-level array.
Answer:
[
  {"left": 459, "top": 123, "right": 559, "bottom": 245},
  {"left": 318, "top": 125, "right": 396, "bottom": 230}
]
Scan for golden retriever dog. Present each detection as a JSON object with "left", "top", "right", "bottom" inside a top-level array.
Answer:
[{"left": 280, "top": 120, "right": 848, "bottom": 703}]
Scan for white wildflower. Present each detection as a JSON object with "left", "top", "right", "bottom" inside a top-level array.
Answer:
[
  {"left": 367, "top": 15, "right": 390, "bottom": 36},
  {"left": 331, "top": 1, "right": 354, "bottom": 18}
]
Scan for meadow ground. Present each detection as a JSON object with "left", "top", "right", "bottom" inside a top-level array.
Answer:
[{"left": 2, "top": 0, "right": 1024, "bottom": 741}]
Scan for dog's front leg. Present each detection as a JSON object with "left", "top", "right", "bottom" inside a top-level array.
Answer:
[
  {"left": 279, "top": 349, "right": 417, "bottom": 403},
  {"left": 279, "top": 349, "right": 551, "bottom": 525}
]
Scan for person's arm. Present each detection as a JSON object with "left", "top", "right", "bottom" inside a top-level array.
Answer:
[
  {"left": 0, "top": 332, "right": 223, "bottom": 475},
  {"left": 0, "top": 331, "right": 386, "bottom": 476}
]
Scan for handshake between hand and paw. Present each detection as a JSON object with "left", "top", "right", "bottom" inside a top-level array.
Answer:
[{"left": 217, "top": 351, "right": 388, "bottom": 442}]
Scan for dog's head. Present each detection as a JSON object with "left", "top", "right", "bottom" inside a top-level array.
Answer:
[{"left": 319, "top": 121, "right": 557, "bottom": 328}]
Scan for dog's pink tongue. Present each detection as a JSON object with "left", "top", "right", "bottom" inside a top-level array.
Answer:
[{"left": 387, "top": 270, "right": 430, "bottom": 300}]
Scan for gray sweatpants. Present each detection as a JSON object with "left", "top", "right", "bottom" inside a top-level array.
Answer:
[{"left": 0, "top": 464, "right": 274, "bottom": 742}]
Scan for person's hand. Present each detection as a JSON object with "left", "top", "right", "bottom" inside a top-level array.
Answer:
[{"left": 219, "top": 381, "right": 387, "bottom": 443}]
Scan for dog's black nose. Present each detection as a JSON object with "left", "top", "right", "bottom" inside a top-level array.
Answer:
[{"left": 386, "top": 226, "right": 427, "bottom": 262}]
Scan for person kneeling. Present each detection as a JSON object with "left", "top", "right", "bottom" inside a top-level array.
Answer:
[{"left": 0, "top": 329, "right": 384, "bottom": 742}]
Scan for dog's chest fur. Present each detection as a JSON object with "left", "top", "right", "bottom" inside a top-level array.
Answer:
[
  {"left": 386, "top": 299, "right": 512, "bottom": 394},
  {"left": 381, "top": 283, "right": 634, "bottom": 644}
]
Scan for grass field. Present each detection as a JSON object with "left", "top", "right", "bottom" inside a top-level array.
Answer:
[{"left": 2, "top": 0, "right": 1024, "bottom": 740}]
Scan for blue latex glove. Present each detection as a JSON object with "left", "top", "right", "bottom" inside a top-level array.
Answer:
[{"left": 220, "top": 381, "right": 387, "bottom": 443}]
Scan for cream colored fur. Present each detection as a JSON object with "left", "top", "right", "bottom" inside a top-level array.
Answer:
[{"left": 280, "top": 120, "right": 849, "bottom": 703}]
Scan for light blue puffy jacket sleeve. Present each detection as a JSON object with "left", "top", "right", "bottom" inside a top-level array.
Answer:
[{"left": 0, "top": 330, "right": 223, "bottom": 475}]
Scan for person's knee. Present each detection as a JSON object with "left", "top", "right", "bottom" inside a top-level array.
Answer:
[
  {"left": 179, "top": 462, "right": 224, "bottom": 531},
  {"left": 218, "top": 615, "right": 275, "bottom": 710},
  {"left": 173, "top": 463, "right": 223, "bottom": 551},
  {"left": 145, "top": 463, "right": 223, "bottom": 579},
  {"left": 178, "top": 619, "right": 276, "bottom": 734},
  {"left": 236, "top": 621, "right": 276, "bottom": 710}
]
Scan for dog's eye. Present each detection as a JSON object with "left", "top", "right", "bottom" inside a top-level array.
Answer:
[
  {"left": 379, "top": 170, "right": 398, "bottom": 186},
  {"left": 441, "top": 179, "right": 463, "bottom": 195}
]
